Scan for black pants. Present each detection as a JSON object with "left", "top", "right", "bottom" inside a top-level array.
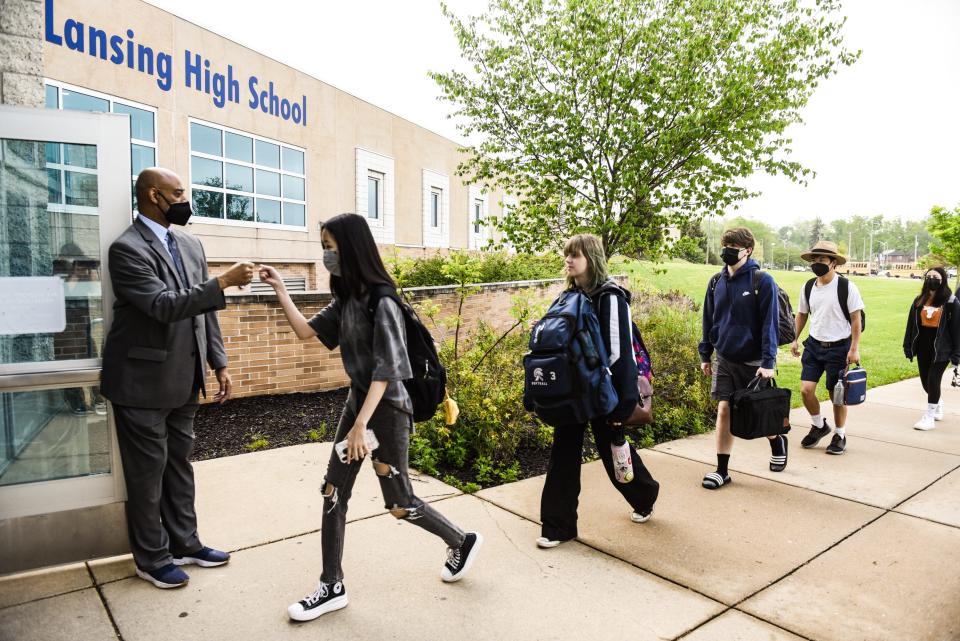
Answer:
[
  {"left": 540, "top": 420, "right": 659, "bottom": 541},
  {"left": 320, "top": 395, "right": 465, "bottom": 583},
  {"left": 917, "top": 327, "right": 949, "bottom": 404}
]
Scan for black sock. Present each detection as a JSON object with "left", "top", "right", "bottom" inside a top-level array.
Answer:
[
  {"left": 770, "top": 435, "right": 786, "bottom": 456},
  {"left": 611, "top": 425, "right": 626, "bottom": 446},
  {"left": 716, "top": 454, "right": 730, "bottom": 477}
]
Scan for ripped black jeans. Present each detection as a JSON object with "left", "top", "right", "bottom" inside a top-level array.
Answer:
[{"left": 320, "top": 398, "right": 465, "bottom": 583}]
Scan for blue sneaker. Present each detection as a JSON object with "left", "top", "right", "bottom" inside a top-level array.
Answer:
[
  {"left": 172, "top": 546, "right": 231, "bottom": 567},
  {"left": 135, "top": 563, "right": 189, "bottom": 589}
]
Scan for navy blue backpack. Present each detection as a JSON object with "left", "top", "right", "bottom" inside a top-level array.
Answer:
[{"left": 523, "top": 290, "right": 618, "bottom": 427}]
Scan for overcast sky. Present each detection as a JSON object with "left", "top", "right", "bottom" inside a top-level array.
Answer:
[{"left": 146, "top": 0, "right": 960, "bottom": 227}]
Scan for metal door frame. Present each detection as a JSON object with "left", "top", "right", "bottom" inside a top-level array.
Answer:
[{"left": 0, "top": 105, "right": 132, "bottom": 520}]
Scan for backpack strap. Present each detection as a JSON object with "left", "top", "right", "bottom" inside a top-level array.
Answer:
[
  {"left": 752, "top": 269, "right": 762, "bottom": 296},
  {"left": 366, "top": 283, "right": 402, "bottom": 320},
  {"left": 803, "top": 278, "right": 816, "bottom": 311},
  {"left": 837, "top": 275, "right": 851, "bottom": 324},
  {"left": 709, "top": 270, "right": 723, "bottom": 294}
]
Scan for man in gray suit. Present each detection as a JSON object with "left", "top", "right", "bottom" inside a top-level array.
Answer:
[{"left": 101, "top": 167, "right": 254, "bottom": 589}]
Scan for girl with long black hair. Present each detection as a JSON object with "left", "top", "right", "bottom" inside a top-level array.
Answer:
[
  {"left": 903, "top": 266, "right": 960, "bottom": 430},
  {"left": 260, "top": 213, "right": 482, "bottom": 622}
]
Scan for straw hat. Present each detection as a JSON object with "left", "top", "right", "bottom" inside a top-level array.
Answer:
[{"left": 801, "top": 240, "right": 847, "bottom": 266}]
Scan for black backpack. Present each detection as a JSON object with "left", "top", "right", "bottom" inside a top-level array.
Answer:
[
  {"left": 709, "top": 270, "right": 797, "bottom": 346},
  {"left": 366, "top": 284, "right": 447, "bottom": 423},
  {"left": 803, "top": 276, "right": 866, "bottom": 332}
]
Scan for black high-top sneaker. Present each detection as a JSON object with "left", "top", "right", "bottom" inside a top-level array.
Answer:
[
  {"left": 441, "top": 532, "right": 484, "bottom": 582},
  {"left": 287, "top": 580, "right": 348, "bottom": 622}
]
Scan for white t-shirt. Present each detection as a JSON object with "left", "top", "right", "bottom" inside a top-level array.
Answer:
[{"left": 798, "top": 276, "right": 865, "bottom": 342}]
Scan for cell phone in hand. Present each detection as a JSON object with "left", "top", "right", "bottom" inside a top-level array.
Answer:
[{"left": 335, "top": 429, "right": 380, "bottom": 463}]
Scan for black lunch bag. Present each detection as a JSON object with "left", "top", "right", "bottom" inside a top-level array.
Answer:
[{"left": 729, "top": 376, "right": 792, "bottom": 440}]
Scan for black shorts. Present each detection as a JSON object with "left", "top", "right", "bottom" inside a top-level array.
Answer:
[
  {"left": 800, "top": 337, "right": 851, "bottom": 391},
  {"left": 711, "top": 354, "right": 760, "bottom": 402}
]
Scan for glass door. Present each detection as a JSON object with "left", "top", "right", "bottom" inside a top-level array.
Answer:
[{"left": 0, "top": 105, "right": 132, "bottom": 571}]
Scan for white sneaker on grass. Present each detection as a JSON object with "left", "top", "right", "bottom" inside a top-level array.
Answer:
[{"left": 914, "top": 414, "right": 936, "bottom": 431}]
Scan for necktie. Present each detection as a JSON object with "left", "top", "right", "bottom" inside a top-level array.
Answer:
[{"left": 166, "top": 232, "right": 189, "bottom": 286}]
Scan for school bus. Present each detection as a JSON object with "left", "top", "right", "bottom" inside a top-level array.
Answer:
[
  {"left": 839, "top": 261, "right": 875, "bottom": 276},
  {"left": 887, "top": 263, "right": 925, "bottom": 279}
]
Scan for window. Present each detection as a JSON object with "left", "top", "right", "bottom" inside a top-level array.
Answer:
[
  {"left": 367, "top": 172, "right": 383, "bottom": 220},
  {"left": 474, "top": 199, "right": 483, "bottom": 234},
  {"left": 431, "top": 190, "right": 441, "bottom": 228},
  {"left": 356, "top": 148, "right": 395, "bottom": 243},
  {"left": 44, "top": 80, "right": 157, "bottom": 211},
  {"left": 188, "top": 119, "right": 306, "bottom": 228}
]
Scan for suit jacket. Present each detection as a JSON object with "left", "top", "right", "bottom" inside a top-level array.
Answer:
[{"left": 100, "top": 217, "right": 228, "bottom": 408}]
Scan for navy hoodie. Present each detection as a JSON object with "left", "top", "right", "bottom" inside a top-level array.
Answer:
[
  {"left": 698, "top": 259, "right": 779, "bottom": 369},
  {"left": 589, "top": 280, "right": 639, "bottom": 422}
]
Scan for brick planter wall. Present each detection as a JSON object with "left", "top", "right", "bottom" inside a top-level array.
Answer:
[{"left": 203, "top": 277, "right": 585, "bottom": 401}]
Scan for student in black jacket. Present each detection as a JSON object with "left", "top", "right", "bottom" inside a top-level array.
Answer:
[
  {"left": 903, "top": 267, "right": 960, "bottom": 430},
  {"left": 536, "top": 234, "right": 659, "bottom": 549}
]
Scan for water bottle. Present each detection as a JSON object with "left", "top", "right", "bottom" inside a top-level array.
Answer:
[
  {"left": 335, "top": 429, "right": 380, "bottom": 463},
  {"left": 832, "top": 379, "right": 845, "bottom": 406}
]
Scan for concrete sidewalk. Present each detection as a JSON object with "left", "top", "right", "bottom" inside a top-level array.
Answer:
[{"left": 2, "top": 377, "right": 959, "bottom": 641}]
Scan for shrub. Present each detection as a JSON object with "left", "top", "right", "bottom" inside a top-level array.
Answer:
[
  {"left": 409, "top": 293, "right": 547, "bottom": 491},
  {"left": 387, "top": 251, "right": 563, "bottom": 289},
  {"left": 627, "top": 286, "right": 713, "bottom": 446},
  {"left": 245, "top": 433, "right": 270, "bottom": 451}
]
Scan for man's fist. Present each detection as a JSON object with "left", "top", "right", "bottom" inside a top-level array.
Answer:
[{"left": 218, "top": 261, "right": 255, "bottom": 289}]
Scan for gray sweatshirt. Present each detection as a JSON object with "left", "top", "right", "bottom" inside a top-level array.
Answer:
[{"left": 307, "top": 294, "right": 413, "bottom": 415}]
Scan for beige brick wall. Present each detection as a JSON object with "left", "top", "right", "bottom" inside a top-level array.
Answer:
[{"left": 202, "top": 278, "right": 577, "bottom": 400}]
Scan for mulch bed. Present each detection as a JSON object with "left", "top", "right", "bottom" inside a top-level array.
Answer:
[{"left": 192, "top": 388, "right": 349, "bottom": 461}]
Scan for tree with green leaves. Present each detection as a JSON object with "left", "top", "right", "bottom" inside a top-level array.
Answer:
[
  {"left": 809, "top": 216, "right": 825, "bottom": 247},
  {"left": 433, "top": 0, "right": 858, "bottom": 258},
  {"left": 928, "top": 205, "right": 960, "bottom": 288}
]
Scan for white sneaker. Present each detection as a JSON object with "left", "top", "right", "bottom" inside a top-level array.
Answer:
[
  {"left": 630, "top": 507, "right": 653, "bottom": 523},
  {"left": 935, "top": 403, "right": 944, "bottom": 421},
  {"left": 914, "top": 414, "right": 936, "bottom": 431},
  {"left": 535, "top": 537, "right": 566, "bottom": 549}
]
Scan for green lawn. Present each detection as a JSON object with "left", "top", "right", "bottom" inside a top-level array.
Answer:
[{"left": 612, "top": 259, "right": 923, "bottom": 407}]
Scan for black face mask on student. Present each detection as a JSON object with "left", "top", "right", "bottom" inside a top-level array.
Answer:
[
  {"left": 811, "top": 263, "right": 830, "bottom": 277},
  {"left": 925, "top": 277, "right": 941, "bottom": 291},
  {"left": 157, "top": 191, "right": 193, "bottom": 226},
  {"left": 720, "top": 247, "right": 744, "bottom": 266}
]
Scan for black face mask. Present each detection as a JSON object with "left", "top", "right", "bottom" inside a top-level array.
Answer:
[
  {"left": 811, "top": 263, "right": 830, "bottom": 277},
  {"left": 157, "top": 191, "right": 193, "bottom": 226},
  {"left": 925, "top": 277, "right": 941, "bottom": 291},
  {"left": 720, "top": 247, "right": 744, "bottom": 266}
]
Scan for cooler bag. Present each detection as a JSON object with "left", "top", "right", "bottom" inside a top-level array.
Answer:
[
  {"left": 842, "top": 365, "right": 867, "bottom": 406},
  {"left": 729, "top": 377, "right": 792, "bottom": 440}
]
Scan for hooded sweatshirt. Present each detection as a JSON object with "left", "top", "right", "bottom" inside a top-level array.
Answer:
[
  {"left": 698, "top": 259, "right": 779, "bottom": 369},
  {"left": 588, "top": 280, "right": 639, "bottom": 422}
]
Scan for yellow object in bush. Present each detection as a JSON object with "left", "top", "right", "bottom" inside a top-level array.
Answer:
[{"left": 443, "top": 394, "right": 460, "bottom": 426}]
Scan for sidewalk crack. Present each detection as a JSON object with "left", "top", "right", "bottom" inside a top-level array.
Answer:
[{"left": 86, "top": 562, "right": 124, "bottom": 641}]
